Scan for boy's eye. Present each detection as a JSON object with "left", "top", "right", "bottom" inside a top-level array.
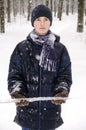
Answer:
[
  {"left": 36, "top": 18, "right": 40, "bottom": 21},
  {"left": 44, "top": 18, "right": 49, "bottom": 21}
]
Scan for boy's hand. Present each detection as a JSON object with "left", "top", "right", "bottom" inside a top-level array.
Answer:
[
  {"left": 11, "top": 93, "right": 29, "bottom": 106},
  {"left": 52, "top": 91, "right": 68, "bottom": 105}
]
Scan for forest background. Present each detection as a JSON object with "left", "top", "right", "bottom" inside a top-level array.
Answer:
[{"left": 0, "top": 0, "right": 86, "bottom": 33}]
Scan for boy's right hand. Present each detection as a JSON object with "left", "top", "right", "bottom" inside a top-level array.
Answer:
[{"left": 11, "top": 92, "right": 29, "bottom": 106}]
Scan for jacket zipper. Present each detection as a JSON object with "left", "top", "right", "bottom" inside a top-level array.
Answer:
[{"left": 38, "top": 66, "right": 42, "bottom": 130}]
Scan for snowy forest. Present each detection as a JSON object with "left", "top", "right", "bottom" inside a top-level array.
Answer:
[
  {"left": 0, "top": 0, "right": 86, "bottom": 130},
  {"left": 0, "top": 0, "right": 86, "bottom": 33}
]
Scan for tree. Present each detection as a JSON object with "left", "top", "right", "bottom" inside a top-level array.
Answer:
[
  {"left": 54, "top": 0, "right": 57, "bottom": 17},
  {"left": 0, "top": 0, "right": 5, "bottom": 33},
  {"left": 20, "top": 0, "right": 25, "bottom": 16},
  {"left": 27, "top": 0, "right": 32, "bottom": 21},
  {"left": 7, "top": 0, "right": 11, "bottom": 22},
  {"left": 77, "top": 0, "right": 85, "bottom": 32},
  {"left": 50, "top": 0, "right": 53, "bottom": 11},
  {"left": 45, "top": 0, "right": 49, "bottom": 7},
  {"left": 57, "top": 0, "right": 64, "bottom": 20},
  {"left": 66, "top": 0, "right": 69, "bottom": 15},
  {"left": 13, "top": 0, "right": 18, "bottom": 20},
  {"left": 71, "top": 0, "right": 75, "bottom": 14}
]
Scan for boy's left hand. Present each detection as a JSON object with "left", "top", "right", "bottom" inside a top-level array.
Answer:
[{"left": 52, "top": 90, "right": 68, "bottom": 105}]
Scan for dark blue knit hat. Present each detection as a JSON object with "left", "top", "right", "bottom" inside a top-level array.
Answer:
[{"left": 31, "top": 4, "right": 52, "bottom": 26}]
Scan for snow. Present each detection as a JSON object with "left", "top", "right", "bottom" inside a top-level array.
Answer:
[{"left": 0, "top": 14, "right": 86, "bottom": 130}]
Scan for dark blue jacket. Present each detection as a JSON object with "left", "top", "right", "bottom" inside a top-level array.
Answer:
[{"left": 8, "top": 34, "right": 72, "bottom": 130}]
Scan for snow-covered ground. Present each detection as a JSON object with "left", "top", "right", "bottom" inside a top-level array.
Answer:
[{"left": 0, "top": 14, "right": 86, "bottom": 130}]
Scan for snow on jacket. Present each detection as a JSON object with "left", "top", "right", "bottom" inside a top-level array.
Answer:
[{"left": 8, "top": 34, "right": 72, "bottom": 130}]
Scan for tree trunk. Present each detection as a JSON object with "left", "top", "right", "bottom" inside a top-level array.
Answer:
[
  {"left": 58, "top": 0, "right": 64, "bottom": 20},
  {"left": 27, "top": 0, "right": 32, "bottom": 21},
  {"left": 50, "top": 0, "right": 53, "bottom": 11},
  {"left": 0, "top": 0, "right": 5, "bottom": 33},
  {"left": 77, "top": 0, "right": 85, "bottom": 32},
  {"left": 20, "top": 0, "right": 25, "bottom": 16},
  {"left": 7, "top": 0, "right": 11, "bottom": 22},
  {"left": 13, "top": 0, "right": 18, "bottom": 19},
  {"left": 54, "top": 0, "right": 57, "bottom": 17},
  {"left": 45, "top": 0, "right": 49, "bottom": 7},
  {"left": 66, "top": 0, "right": 69, "bottom": 16},
  {"left": 71, "top": 0, "right": 74, "bottom": 14}
]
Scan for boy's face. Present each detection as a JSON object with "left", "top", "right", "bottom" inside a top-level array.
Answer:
[{"left": 34, "top": 17, "right": 51, "bottom": 36}]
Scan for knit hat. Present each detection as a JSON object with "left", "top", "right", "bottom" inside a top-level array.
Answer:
[{"left": 31, "top": 4, "right": 52, "bottom": 26}]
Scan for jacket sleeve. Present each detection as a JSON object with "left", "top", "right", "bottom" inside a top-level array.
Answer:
[
  {"left": 53, "top": 45, "right": 72, "bottom": 95},
  {"left": 8, "top": 44, "right": 27, "bottom": 96}
]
